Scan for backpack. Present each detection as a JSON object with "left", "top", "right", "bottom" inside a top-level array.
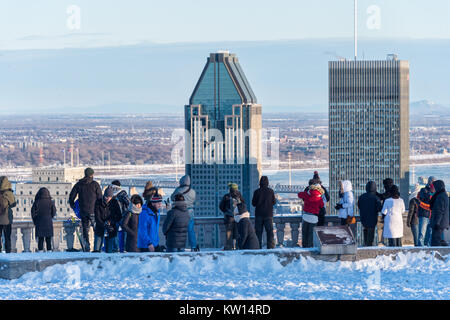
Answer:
[{"left": 0, "top": 192, "right": 7, "bottom": 216}]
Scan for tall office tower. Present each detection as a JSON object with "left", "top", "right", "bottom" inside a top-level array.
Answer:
[
  {"left": 328, "top": 54, "right": 410, "bottom": 213},
  {"left": 185, "top": 51, "right": 262, "bottom": 248}
]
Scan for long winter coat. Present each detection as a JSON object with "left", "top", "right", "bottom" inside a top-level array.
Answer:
[
  {"left": 137, "top": 204, "right": 161, "bottom": 249},
  {"left": 407, "top": 198, "right": 420, "bottom": 227},
  {"left": 94, "top": 197, "right": 122, "bottom": 238},
  {"left": 31, "top": 188, "right": 56, "bottom": 238},
  {"left": 382, "top": 198, "right": 405, "bottom": 239},
  {"left": 163, "top": 201, "right": 190, "bottom": 250},
  {"left": 0, "top": 177, "right": 16, "bottom": 226},
  {"left": 235, "top": 212, "right": 259, "bottom": 250},
  {"left": 430, "top": 180, "right": 449, "bottom": 230},
  {"left": 170, "top": 175, "right": 196, "bottom": 211},
  {"left": 252, "top": 176, "right": 276, "bottom": 218},
  {"left": 358, "top": 181, "right": 382, "bottom": 228},
  {"left": 122, "top": 203, "right": 141, "bottom": 252},
  {"left": 69, "top": 176, "right": 102, "bottom": 217},
  {"left": 337, "top": 180, "right": 354, "bottom": 219}
]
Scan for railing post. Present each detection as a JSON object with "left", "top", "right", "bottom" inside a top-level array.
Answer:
[
  {"left": 21, "top": 226, "right": 32, "bottom": 252},
  {"left": 63, "top": 220, "right": 76, "bottom": 251},
  {"left": 52, "top": 222, "right": 63, "bottom": 252},
  {"left": 10, "top": 225, "right": 18, "bottom": 253},
  {"left": 275, "top": 222, "right": 285, "bottom": 246},
  {"left": 218, "top": 222, "right": 226, "bottom": 249},
  {"left": 290, "top": 222, "right": 300, "bottom": 247}
]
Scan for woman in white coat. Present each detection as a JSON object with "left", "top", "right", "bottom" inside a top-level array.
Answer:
[
  {"left": 335, "top": 180, "right": 354, "bottom": 225},
  {"left": 381, "top": 185, "right": 405, "bottom": 247}
]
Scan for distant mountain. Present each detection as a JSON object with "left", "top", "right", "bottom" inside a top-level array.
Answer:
[
  {"left": 410, "top": 100, "right": 450, "bottom": 116},
  {"left": 0, "top": 38, "right": 449, "bottom": 115}
]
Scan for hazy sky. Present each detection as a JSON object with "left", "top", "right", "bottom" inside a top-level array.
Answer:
[{"left": 1, "top": 0, "right": 450, "bottom": 50}]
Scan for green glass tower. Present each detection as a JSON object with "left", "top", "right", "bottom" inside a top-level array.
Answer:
[{"left": 185, "top": 51, "right": 262, "bottom": 248}]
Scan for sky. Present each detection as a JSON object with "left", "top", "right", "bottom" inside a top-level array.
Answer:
[
  {"left": 0, "top": 1, "right": 449, "bottom": 113},
  {"left": 1, "top": 0, "right": 450, "bottom": 50}
]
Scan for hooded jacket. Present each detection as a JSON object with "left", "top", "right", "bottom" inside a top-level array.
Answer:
[
  {"left": 0, "top": 177, "right": 16, "bottom": 225},
  {"left": 163, "top": 200, "right": 190, "bottom": 249},
  {"left": 122, "top": 202, "right": 142, "bottom": 252},
  {"left": 69, "top": 176, "right": 102, "bottom": 216},
  {"left": 430, "top": 180, "right": 449, "bottom": 230},
  {"left": 337, "top": 180, "right": 354, "bottom": 219},
  {"left": 236, "top": 212, "right": 260, "bottom": 250},
  {"left": 298, "top": 184, "right": 325, "bottom": 215},
  {"left": 137, "top": 204, "right": 161, "bottom": 249},
  {"left": 252, "top": 176, "right": 276, "bottom": 218},
  {"left": 94, "top": 196, "right": 122, "bottom": 238},
  {"left": 171, "top": 175, "right": 196, "bottom": 211},
  {"left": 417, "top": 184, "right": 434, "bottom": 219},
  {"left": 31, "top": 188, "right": 56, "bottom": 238},
  {"left": 358, "top": 181, "right": 382, "bottom": 228}
]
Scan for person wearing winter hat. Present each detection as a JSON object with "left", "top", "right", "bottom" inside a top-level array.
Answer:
[
  {"left": 252, "top": 176, "right": 276, "bottom": 249},
  {"left": 417, "top": 176, "right": 437, "bottom": 246},
  {"left": 310, "top": 171, "right": 330, "bottom": 227},
  {"left": 93, "top": 186, "right": 122, "bottom": 253},
  {"left": 171, "top": 175, "right": 199, "bottom": 252},
  {"left": 108, "top": 180, "right": 131, "bottom": 253},
  {"left": 298, "top": 179, "right": 325, "bottom": 248},
  {"left": 407, "top": 184, "right": 421, "bottom": 246},
  {"left": 234, "top": 197, "right": 259, "bottom": 250},
  {"left": 219, "top": 183, "right": 242, "bottom": 250},
  {"left": 69, "top": 167, "right": 102, "bottom": 252},
  {"left": 31, "top": 187, "right": 56, "bottom": 252},
  {"left": 358, "top": 181, "right": 382, "bottom": 247},
  {"left": 138, "top": 192, "right": 165, "bottom": 252},
  {"left": 143, "top": 181, "right": 157, "bottom": 202},
  {"left": 163, "top": 194, "right": 191, "bottom": 252},
  {"left": 0, "top": 176, "right": 16, "bottom": 253},
  {"left": 429, "top": 180, "right": 449, "bottom": 247},
  {"left": 122, "top": 195, "right": 144, "bottom": 252}
]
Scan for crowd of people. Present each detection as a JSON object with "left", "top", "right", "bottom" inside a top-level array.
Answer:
[{"left": 0, "top": 168, "right": 448, "bottom": 253}]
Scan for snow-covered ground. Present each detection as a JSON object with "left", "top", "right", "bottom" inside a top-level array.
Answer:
[{"left": 0, "top": 250, "right": 448, "bottom": 300}]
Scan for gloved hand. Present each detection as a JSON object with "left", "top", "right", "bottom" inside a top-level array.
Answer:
[{"left": 335, "top": 203, "right": 343, "bottom": 210}]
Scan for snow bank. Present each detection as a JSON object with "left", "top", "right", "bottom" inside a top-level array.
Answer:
[{"left": 0, "top": 251, "right": 448, "bottom": 300}]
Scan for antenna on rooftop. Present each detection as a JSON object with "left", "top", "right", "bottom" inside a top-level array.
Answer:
[{"left": 354, "top": 0, "right": 358, "bottom": 60}]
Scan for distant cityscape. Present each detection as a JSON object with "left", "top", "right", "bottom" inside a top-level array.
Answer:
[{"left": 0, "top": 111, "right": 448, "bottom": 170}]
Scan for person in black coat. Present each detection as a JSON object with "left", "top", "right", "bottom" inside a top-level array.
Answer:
[
  {"left": 163, "top": 194, "right": 190, "bottom": 252},
  {"left": 31, "top": 187, "right": 56, "bottom": 252},
  {"left": 234, "top": 199, "right": 259, "bottom": 250},
  {"left": 252, "top": 176, "right": 276, "bottom": 249},
  {"left": 93, "top": 187, "right": 122, "bottom": 253},
  {"left": 430, "top": 180, "right": 449, "bottom": 247},
  {"left": 358, "top": 181, "right": 382, "bottom": 247},
  {"left": 69, "top": 168, "right": 102, "bottom": 252},
  {"left": 219, "top": 183, "right": 243, "bottom": 250},
  {"left": 122, "top": 195, "right": 143, "bottom": 253}
]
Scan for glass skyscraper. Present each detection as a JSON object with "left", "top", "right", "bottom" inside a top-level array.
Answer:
[
  {"left": 185, "top": 51, "right": 262, "bottom": 247},
  {"left": 328, "top": 55, "right": 410, "bottom": 213}
]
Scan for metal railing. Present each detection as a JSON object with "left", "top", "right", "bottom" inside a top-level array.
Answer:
[{"left": 6, "top": 214, "right": 413, "bottom": 253}]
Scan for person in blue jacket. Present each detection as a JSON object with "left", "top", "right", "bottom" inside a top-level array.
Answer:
[{"left": 138, "top": 192, "right": 165, "bottom": 252}]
